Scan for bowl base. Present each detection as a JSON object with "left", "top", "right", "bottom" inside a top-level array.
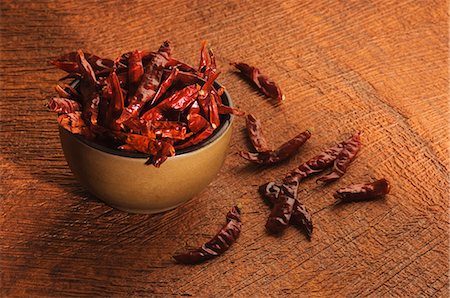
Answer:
[{"left": 108, "top": 201, "right": 186, "bottom": 214}]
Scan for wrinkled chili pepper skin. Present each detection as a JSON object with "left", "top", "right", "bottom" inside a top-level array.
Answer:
[
  {"left": 258, "top": 182, "right": 312, "bottom": 238},
  {"left": 128, "top": 50, "right": 144, "bottom": 87},
  {"left": 173, "top": 206, "right": 241, "bottom": 264},
  {"left": 48, "top": 98, "right": 81, "bottom": 114},
  {"left": 119, "top": 41, "right": 171, "bottom": 122},
  {"left": 317, "top": 132, "right": 362, "bottom": 183},
  {"left": 265, "top": 183, "right": 297, "bottom": 234},
  {"left": 50, "top": 41, "right": 233, "bottom": 167},
  {"left": 240, "top": 130, "right": 311, "bottom": 165},
  {"left": 334, "top": 179, "right": 390, "bottom": 202},
  {"left": 245, "top": 114, "right": 269, "bottom": 152},
  {"left": 231, "top": 62, "right": 284, "bottom": 101}
]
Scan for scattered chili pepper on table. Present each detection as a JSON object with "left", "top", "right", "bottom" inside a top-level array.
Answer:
[
  {"left": 173, "top": 206, "right": 242, "bottom": 264},
  {"left": 49, "top": 41, "right": 240, "bottom": 167},
  {"left": 317, "top": 131, "right": 362, "bottom": 183},
  {"left": 240, "top": 129, "right": 312, "bottom": 165},
  {"left": 334, "top": 179, "right": 390, "bottom": 202},
  {"left": 231, "top": 62, "right": 284, "bottom": 102}
]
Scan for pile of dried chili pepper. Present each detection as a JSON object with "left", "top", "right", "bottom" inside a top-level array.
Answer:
[{"left": 48, "top": 41, "right": 243, "bottom": 167}]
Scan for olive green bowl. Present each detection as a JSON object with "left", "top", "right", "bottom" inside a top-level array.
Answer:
[{"left": 59, "top": 85, "right": 233, "bottom": 214}]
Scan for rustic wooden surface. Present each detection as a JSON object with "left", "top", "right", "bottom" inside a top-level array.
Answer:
[{"left": 1, "top": 0, "right": 448, "bottom": 296}]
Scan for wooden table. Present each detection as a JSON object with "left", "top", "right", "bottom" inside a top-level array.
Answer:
[{"left": 1, "top": 0, "right": 448, "bottom": 296}]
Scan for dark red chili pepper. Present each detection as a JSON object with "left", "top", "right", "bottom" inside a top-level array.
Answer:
[
  {"left": 128, "top": 50, "right": 144, "bottom": 87},
  {"left": 261, "top": 142, "right": 345, "bottom": 200},
  {"left": 265, "top": 183, "right": 297, "bottom": 234},
  {"left": 76, "top": 49, "right": 99, "bottom": 85},
  {"left": 47, "top": 97, "right": 81, "bottom": 114},
  {"left": 231, "top": 62, "right": 284, "bottom": 102},
  {"left": 173, "top": 206, "right": 242, "bottom": 264},
  {"left": 196, "top": 72, "right": 220, "bottom": 118},
  {"left": 240, "top": 129, "right": 311, "bottom": 165},
  {"left": 334, "top": 179, "right": 390, "bottom": 202},
  {"left": 258, "top": 182, "right": 313, "bottom": 239},
  {"left": 217, "top": 103, "right": 245, "bottom": 116},
  {"left": 141, "top": 84, "right": 200, "bottom": 122},
  {"left": 106, "top": 71, "right": 124, "bottom": 130},
  {"left": 317, "top": 131, "right": 362, "bottom": 183},
  {"left": 50, "top": 41, "right": 230, "bottom": 167},
  {"left": 209, "top": 89, "right": 220, "bottom": 129},
  {"left": 198, "top": 40, "right": 209, "bottom": 74},
  {"left": 188, "top": 101, "right": 209, "bottom": 133},
  {"left": 118, "top": 41, "right": 171, "bottom": 123},
  {"left": 175, "top": 126, "right": 215, "bottom": 150},
  {"left": 165, "top": 58, "right": 197, "bottom": 73},
  {"left": 51, "top": 51, "right": 114, "bottom": 75},
  {"left": 245, "top": 114, "right": 270, "bottom": 152},
  {"left": 150, "top": 67, "right": 179, "bottom": 106},
  {"left": 58, "top": 112, "right": 86, "bottom": 134}
]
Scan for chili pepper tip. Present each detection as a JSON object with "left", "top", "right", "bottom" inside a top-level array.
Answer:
[{"left": 307, "top": 127, "right": 315, "bottom": 133}]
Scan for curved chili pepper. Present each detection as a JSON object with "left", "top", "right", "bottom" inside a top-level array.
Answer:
[
  {"left": 175, "top": 126, "right": 215, "bottom": 150},
  {"left": 173, "top": 206, "right": 242, "bottom": 264},
  {"left": 261, "top": 142, "right": 345, "bottom": 200},
  {"left": 258, "top": 182, "right": 313, "bottom": 238},
  {"left": 197, "top": 72, "right": 220, "bottom": 117},
  {"left": 245, "top": 114, "right": 270, "bottom": 152},
  {"left": 334, "top": 179, "right": 390, "bottom": 202},
  {"left": 150, "top": 121, "right": 191, "bottom": 140},
  {"left": 106, "top": 71, "right": 124, "bottom": 130},
  {"left": 128, "top": 50, "right": 144, "bottom": 87},
  {"left": 141, "top": 84, "right": 200, "bottom": 122},
  {"left": 51, "top": 51, "right": 114, "bottom": 75},
  {"left": 118, "top": 41, "right": 171, "bottom": 123},
  {"left": 150, "top": 67, "right": 179, "bottom": 106},
  {"left": 187, "top": 101, "right": 209, "bottom": 133},
  {"left": 217, "top": 103, "right": 245, "bottom": 116},
  {"left": 165, "top": 58, "right": 197, "bottom": 73},
  {"left": 265, "top": 183, "right": 297, "bottom": 234},
  {"left": 240, "top": 129, "right": 311, "bottom": 165},
  {"left": 231, "top": 62, "right": 284, "bottom": 102},
  {"left": 76, "top": 49, "right": 99, "bottom": 85},
  {"left": 48, "top": 97, "right": 81, "bottom": 114},
  {"left": 317, "top": 131, "right": 362, "bottom": 183},
  {"left": 198, "top": 40, "right": 209, "bottom": 74},
  {"left": 58, "top": 112, "right": 86, "bottom": 134},
  {"left": 209, "top": 89, "right": 220, "bottom": 129}
]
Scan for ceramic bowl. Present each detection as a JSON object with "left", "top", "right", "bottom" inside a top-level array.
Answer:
[{"left": 59, "top": 83, "right": 233, "bottom": 214}]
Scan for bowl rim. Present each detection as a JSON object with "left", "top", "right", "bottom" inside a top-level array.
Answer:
[{"left": 64, "top": 81, "right": 234, "bottom": 158}]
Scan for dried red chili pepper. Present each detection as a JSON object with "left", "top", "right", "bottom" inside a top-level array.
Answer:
[
  {"left": 105, "top": 71, "right": 124, "bottom": 130},
  {"left": 240, "top": 129, "right": 311, "bottom": 165},
  {"left": 165, "top": 58, "right": 197, "bottom": 73},
  {"left": 128, "top": 50, "right": 144, "bottom": 87},
  {"left": 173, "top": 206, "right": 242, "bottom": 264},
  {"left": 260, "top": 142, "right": 345, "bottom": 200},
  {"left": 245, "top": 114, "right": 270, "bottom": 152},
  {"left": 141, "top": 84, "right": 200, "bottom": 122},
  {"left": 265, "top": 183, "right": 297, "bottom": 234},
  {"left": 334, "top": 179, "right": 390, "bottom": 202},
  {"left": 48, "top": 97, "right": 81, "bottom": 114},
  {"left": 118, "top": 41, "right": 171, "bottom": 123},
  {"left": 317, "top": 131, "right": 362, "bottom": 183},
  {"left": 175, "top": 126, "right": 215, "bottom": 150},
  {"left": 231, "top": 62, "right": 284, "bottom": 102},
  {"left": 258, "top": 182, "right": 313, "bottom": 239},
  {"left": 50, "top": 41, "right": 233, "bottom": 167},
  {"left": 198, "top": 40, "right": 209, "bottom": 74},
  {"left": 217, "top": 103, "right": 245, "bottom": 116},
  {"left": 149, "top": 67, "right": 179, "bottom": 106},
  {"left": 57, "top": 112, "right": 86, "bottom": 134}
]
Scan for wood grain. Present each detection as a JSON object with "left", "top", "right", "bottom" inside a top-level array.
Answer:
[{"left": 1, "top": 0, "right": 448, "bottom": 296}]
